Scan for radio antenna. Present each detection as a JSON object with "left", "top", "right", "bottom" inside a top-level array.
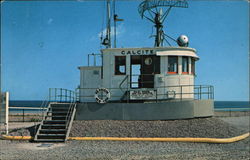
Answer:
[{"left": 138, "top": 0, "right": 188, "bottom": 47}]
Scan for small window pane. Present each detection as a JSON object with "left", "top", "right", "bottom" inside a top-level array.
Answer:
[
  {"left": 115, "top": 56, "right": 126, "bottom": 75},
  {"left": 168, "top": 56, "right": 178, "bottom": 73},
  {"left": 182, "top": 57, "right": 189, "bottom": 73},
  {"left": 191, "top": 58, "right": 195, "bottom": 74}
]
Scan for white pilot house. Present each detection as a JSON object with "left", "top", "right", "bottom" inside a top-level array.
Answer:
[{"left": 79, "top": 47, "right": 199, "bottom": 102}]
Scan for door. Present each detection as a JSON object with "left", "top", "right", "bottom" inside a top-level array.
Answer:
[{"left": 131, "top": 55, "right": 160, "bottom": 88}]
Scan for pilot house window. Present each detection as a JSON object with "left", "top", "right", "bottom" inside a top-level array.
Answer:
[
  {"left": 115, "top": 56, "right": 126, "bottom": 75},
  {"left": 191, "top": 58, "right": 195, "bottom": 75},
  {"left": 182, "top": 57, "right": 189, "bottom": 74},
  {"left": 168, "top": 56, "right": 178, "bottom": 74}
]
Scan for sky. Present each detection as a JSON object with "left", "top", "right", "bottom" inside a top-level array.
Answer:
[{"left": 1, "top": 0, "right": 249, "bottom": 101}]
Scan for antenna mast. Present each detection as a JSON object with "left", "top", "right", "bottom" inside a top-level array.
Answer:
[
  {"left": 102, "top": 0, "right": 123, "bottom": 48},
  {"left": 102, "top": 0, "right": 111, "bottom": 48},
  {"left": 138, "top": 0, "right": 188, "bottom": 47}
]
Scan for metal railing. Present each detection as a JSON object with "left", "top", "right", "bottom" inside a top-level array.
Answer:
[
  {"left": 65, "top": 103, "right": 76, "bottom": 140},
  {"left": 76, "top": 84, "right": 214, "bottom": 103},
  {"left": 39, "top": 88, "right": 77, "bottom": 122},
  {"left": 87, "top": 53, "right": 102, "bottom": 66},
  {"left": 49, "top": 88, "right": 77, "bottom": 103},
  {"left": 119, "top": 75, "right": 129, "bottom": 93},
  {"left": 8, "top": 107, "right": 44, "bottom": 122},
  {"left": 130, "top": 74, "right": 156, "bottom": 88}
]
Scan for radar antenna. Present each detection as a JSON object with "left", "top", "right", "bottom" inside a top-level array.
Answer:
[{"left": 138, "top": 0, "right": 188, "bottom": 47}]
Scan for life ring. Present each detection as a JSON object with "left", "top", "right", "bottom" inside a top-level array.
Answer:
[{"left": 95, "top": 88, "right": 111, "bottom": 104}]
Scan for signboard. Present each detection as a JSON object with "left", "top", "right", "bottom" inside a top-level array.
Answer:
[
  {"left": 121, "top": 49, "right": 155, "bottom": 55},
  {"left": 130, "top": 90, "right": 156, "bottom": 100}
]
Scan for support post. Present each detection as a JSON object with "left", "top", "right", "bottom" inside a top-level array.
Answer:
[
  {"left": 23, "top": 109, "right": 25, "bottom": 122},
  {"left": 1, "top": 92, "right": 9, "bottom": 135}
]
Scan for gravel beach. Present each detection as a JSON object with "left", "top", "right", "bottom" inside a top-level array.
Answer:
[
  {"left": 7, "top": 117, "right": 248, "bottom": 138},
  {"left": 69, "top": 117, "right": 248, "bottom": 138},
  {"left": 1, "top": 116, "right": 249, "bottom": 159}
]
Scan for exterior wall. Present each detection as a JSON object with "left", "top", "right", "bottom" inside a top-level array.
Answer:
[
  {"left": 102, "top": 51, "right": 129, "bottom": 101},
  {"left": 75, "top": 100, "right": 214, "bottom": 120},
  {"left": 157, "top": 55, "right": 195, "bottom": 99},
  {"left": 78, "top": 66, "right": 102, "bottom": 102}
]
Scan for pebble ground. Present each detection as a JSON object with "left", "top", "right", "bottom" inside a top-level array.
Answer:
[{"left": 1, "top": 117, "right": 249, "bottom": 160}]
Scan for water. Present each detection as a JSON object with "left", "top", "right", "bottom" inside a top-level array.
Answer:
[
  {"left": 8, "top": 100, "right": 249, "bottom": 113},
  {"left": 214, "top": 101, "right": 249, "bottom": 108},
  {"left": 214, "top": 101, "right": 249, "bottom": 111},
  {"left": 9, "top": 100, "right": 45, "bottom": 114},
  {"left": 9, "top": 100, "right": 44, "bottom": 107}
]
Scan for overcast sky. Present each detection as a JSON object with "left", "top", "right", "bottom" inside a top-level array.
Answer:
[{"left": 1, "top": 0, "right": 249, "bottom": 101}]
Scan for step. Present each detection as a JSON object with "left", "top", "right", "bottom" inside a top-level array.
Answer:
[
  {"left": 51, "top": 104, "right": 72, "bottom": 108},
  {"left": 51, "top": 105, "right": 70, "bottom": 108},
  {"left": 41, "top": 124, "right": 66, "bottom": 129},
  {"left": 45, "top": 117, "right": 67, "bottom": 121},
  {"left": 37, "top": 134, "right": 66, "bottom": 137},
  {"left": 39, "top": 129, "right": 66, "bottom": 134},
  {"left": 43, "top": 120, "right": 66, "bottom": 124},
  {"left": 37, "top": 134, "right": 66, "bottom": 139},
  {"left": 47, "top": 112, "right": 68, "bottom": 117},
  {"left": 51, "top": 108, "right": 69, "bottom": 111},
  {"left": 48, "top": 111, "right": 68, "bottom": 114},
  {"left": 35, "top": 139, "right": 65, "bottom": 143},
  {"left": 45, "top": 115, "right": 67, "bottom": 118}
]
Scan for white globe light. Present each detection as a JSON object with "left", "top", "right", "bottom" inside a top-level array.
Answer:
[{"left": 177, "top": 35, "right": 189, "bottom": 47}]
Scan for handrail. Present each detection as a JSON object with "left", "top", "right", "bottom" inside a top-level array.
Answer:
[
  {"left": 34, "top": 103, "right": 52, "bottom": 140},
  {"left": 47, "top": 88, "right": 77, "bottom": 129},
  {"left": 49, "top": 88, "right": 76, "bottom": 103},
  {"left": 65, "top": 102, "right": 76, "bottom": 129},
  {"left": 87, "top": 53, "right": 102, "bottom": 66},
  {"left": 77, "top": 85, "right": 214, "bottom": 102},
  {"left": 119, "top": 75, "right": 129, "bottom": 93}
]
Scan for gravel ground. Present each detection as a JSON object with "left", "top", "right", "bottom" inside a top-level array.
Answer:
[
  {"left": 69, "top": 117, "right": 248, "bottom": 138},
  {"left": 6, "top": 117, "right": 248, "bottom": 138},
  {"left": 1, "top": 117, "right": 249, "bottom": 159}
]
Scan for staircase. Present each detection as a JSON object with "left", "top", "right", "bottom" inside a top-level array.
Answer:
[{"left": 34, "top": 103, "right": 76, "bottom": 142}]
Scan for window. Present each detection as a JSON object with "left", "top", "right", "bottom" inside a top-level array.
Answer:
[
  {"left": 191, "top": 58, "right": 195, "bottom": 75},
  {"left": 182, "top": 57, "right": 189, "bottom": 74},
  {"left": 115, "top": 56, "right": 126, "bottom": 75},
  {"left": 168, "top": 56, "right": 178, "bottom": 74}
]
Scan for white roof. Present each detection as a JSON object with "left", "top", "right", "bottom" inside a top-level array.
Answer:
[
  {"left": 156, "top": 50, "right": 199, "bottom": 59},
  {"left": 101, "top": 46, "right": 199, "bottom": 59}
]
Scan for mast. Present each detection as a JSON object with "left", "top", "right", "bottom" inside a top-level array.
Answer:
[
  {"left": 102, "top": 0, "right": 123, "bottom": 48},
  {"left": 107, "top": 0, "right": 111, "bottom": 48},
  {"left": 113, "top": 0, "right": 116, "bottom": 48},
  {"left": 102, "top": 0, "right": 111, "bottom": 48}
]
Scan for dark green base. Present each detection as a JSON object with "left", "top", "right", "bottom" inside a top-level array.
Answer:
[{"left": 75, "top": 100, "right": 214, "bottom": 120}]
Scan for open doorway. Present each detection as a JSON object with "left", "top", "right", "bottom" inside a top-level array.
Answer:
[{"left": 130, "top": 55, "right": 160, "bottom": 88}]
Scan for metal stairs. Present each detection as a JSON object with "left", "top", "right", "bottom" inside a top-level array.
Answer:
[{"left": 34, "top": 103, "right": 76, "bottom": 142}]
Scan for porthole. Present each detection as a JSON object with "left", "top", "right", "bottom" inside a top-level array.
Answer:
[{"left": 144, "top": 57, "right": 152, "bottom": 65}]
